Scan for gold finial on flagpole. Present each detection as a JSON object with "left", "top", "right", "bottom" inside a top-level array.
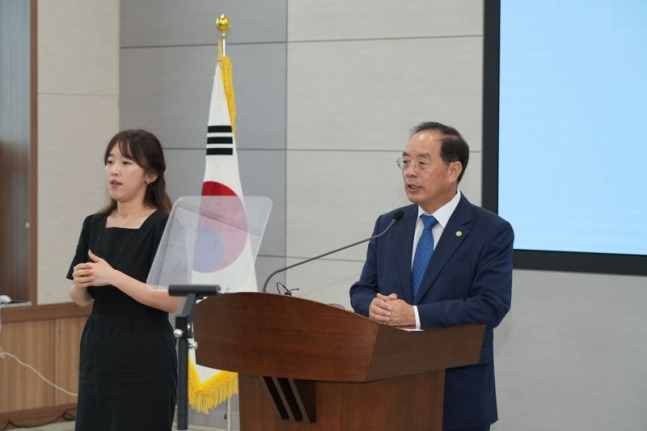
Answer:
[
  {"left": 216, "top": 14, "right": 231, "bottom": 55},
  {"left": 216, "top": 14, "right": 231, "bottom": 36}
]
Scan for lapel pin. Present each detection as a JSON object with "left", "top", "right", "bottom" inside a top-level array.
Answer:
[{"left": 456, "top": 231, "right": 463, "bottom": 237}]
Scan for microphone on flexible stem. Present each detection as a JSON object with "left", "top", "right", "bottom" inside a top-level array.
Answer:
[{"left": 261, "top": 210, "right": 405, "bottom": 293}]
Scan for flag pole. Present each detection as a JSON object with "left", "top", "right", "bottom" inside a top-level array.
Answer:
[
  {"left": 216, "top": 14, "right": 231, "bottom": 56},
  {"left": 188, "top": 13, "right": 243, "bottom": 429},
  {"left": 214, "top": 17, "right": 234, "bottom": 431}
]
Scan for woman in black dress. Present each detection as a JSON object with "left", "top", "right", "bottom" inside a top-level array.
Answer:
[{"left": 68, "top": 130, "right": 179, "bottom": 431}]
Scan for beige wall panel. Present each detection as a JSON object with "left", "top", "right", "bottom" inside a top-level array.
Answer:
[
  {"left": 38, "top": 0, "right": 119, "bottom": 95},
  {"left": 461, "top": 151, "right": 482, "bottom": 207},
  {"left": 120, "top": 43, "right": 287, "bottom": 151},
  {"left": 287, "top": 37, "right": 482, "bottom": 153},
  {"left": 256, "top": 256, "right": 287, "bottom": 294},
  {"left": 122, "top": 0, "right": 286, "bottom": 47},
  {"left": 285, "top": 258, "right": 365, "bottom": 310},
  {"left": 287, "top": 150, "right": 408, "bottom": 259},
  {"left": 38, "top": 94, "right": 118, "bottom": 304},
  {"left": 288, "top": 0, "right": 482, "bottom": 41},
  {"left": 494, "top": 270, "right": 647, "bottom": 431}
]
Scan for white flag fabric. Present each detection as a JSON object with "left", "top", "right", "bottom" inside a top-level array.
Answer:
[
  {"left": 187, "top": 41, "right": 256, "bottom": 413},
  {"left": 202, "top": 61, "right": 241, "bottom": 198}
]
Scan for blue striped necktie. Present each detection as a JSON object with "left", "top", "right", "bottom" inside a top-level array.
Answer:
[{"left": 411, "top": 214, "right": 437, "bottom": 298}]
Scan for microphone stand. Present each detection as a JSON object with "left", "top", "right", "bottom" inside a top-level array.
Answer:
[
  {"left": 262, "top": 237, "right": 373, "bottom": 293},
  {"left": 169, "top": 284, "right": 222, "bottom": 431},
  {"left": 261, "top": 211, "right": 403, "bottom": 293}
]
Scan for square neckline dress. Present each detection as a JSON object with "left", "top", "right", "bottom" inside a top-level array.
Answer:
[{"left": 67, "top": 210, "right": 177, "bottom": 431}]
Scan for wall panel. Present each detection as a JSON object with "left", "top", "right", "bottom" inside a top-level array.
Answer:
[
  {"left": 37, "top": 94, "right": 117, "bottom": 304},
  {"left": 37, "top": 0, "right": 120, "bottom": 305},
  {"left": 287, "top": 37, "right": 483, "bottom": 153},
  {"left": 38, "top": 0, "right": 118, "bottom": 95},
  {"left": 120, "top": 43, "right": 287, "bottom": 151},
  {"left": 494, "top": 271, "right": 647, "bottom": 430},
  {"left": 121, "top": 0, "right": 286, "bottom": 47},
  {"left": 0, "top": 305, "right": 87, "bottom": 419},
  {"left": 0, "top": 320, "right": 55, "bottom": 411},
  {"left": 54, "top": 317, "right": 84, "bottom": 405},
  {"left": 284, "top": 259, "right": 366, "bottom": 310},
  {"left": 287, "top": 150, "right": 406, "bottom": 259},
  {"left": 288, "top": 0, "right": 482, "bottom": 41}
]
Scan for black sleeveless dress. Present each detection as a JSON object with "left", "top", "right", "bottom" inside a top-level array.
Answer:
[{"left": 67, "top": 210, "right": 177, "bottom": 431}]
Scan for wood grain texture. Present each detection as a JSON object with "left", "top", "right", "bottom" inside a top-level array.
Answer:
[
  {"left": 193, "top": 293, "right": 484, "bottom": 431},
  {"left": 193, "top": 293, "right": 484, "bottom": 382},
  {"left": 0, "top": 307, "right": 87, "bottom": 416}
]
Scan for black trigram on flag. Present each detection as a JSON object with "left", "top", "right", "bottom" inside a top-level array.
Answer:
[{"left": 206, "top": 125, "right": 233, "bottom": 156}]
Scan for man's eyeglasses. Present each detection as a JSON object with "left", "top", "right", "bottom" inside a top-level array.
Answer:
[{"left": 395, "top": 157, "right": 431, "bottom": 172}]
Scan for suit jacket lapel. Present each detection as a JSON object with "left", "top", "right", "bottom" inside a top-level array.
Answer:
[
  {"left": 395, "top": 205, "right": 418, "bottom": 304},
  {"left": 414, "top": 196, "right": 473, "bottom": 303}
]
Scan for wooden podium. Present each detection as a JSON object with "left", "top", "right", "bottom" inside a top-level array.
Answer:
[{"left": 193, "top": 293, "right": 485, "bottom": 431}]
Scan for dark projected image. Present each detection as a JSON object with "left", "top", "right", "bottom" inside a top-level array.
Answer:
[{"left": 483, "top": 0, "right": 647, "bottom": 275}]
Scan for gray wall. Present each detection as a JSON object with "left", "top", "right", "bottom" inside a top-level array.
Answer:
[{"left": 41, "top": 0, "right": 647, "bottom": 429}]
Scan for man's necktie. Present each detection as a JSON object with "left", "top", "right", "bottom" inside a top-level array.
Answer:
[{"left": 411, "top": 214, "right": 437, "bottom": 298}]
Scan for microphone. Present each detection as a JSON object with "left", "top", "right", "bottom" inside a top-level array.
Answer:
[{"left": 261, "top": 210, "right": 404, "bottom": 293}]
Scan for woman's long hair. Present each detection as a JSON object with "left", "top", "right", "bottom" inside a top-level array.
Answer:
[{"left": 99, "top": 129, "right": 173, "bottom": 215}]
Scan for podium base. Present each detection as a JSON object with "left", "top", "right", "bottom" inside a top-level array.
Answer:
[{"left": 238, "top": 371, "right": 444, "bottom": 431}]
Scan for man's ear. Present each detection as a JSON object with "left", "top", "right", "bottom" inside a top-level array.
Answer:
[{"left": 449, "top": 161, "right": 463, "bottom": 182}]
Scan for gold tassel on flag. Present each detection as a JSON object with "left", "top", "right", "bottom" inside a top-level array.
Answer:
[
  {"left": 188, "top": 360, "right": 238, "bottom": 413},
  {"left": 217, "top": 37, "right": 236, "bottom": 135}
]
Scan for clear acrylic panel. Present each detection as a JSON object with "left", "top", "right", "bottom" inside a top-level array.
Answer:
[{"left": 147, "top": 196, "right": 272, "bottom": 293}]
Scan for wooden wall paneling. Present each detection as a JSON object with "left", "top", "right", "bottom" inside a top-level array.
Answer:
[
  {"left": 54, "top": 316, "right": 84, "bottom": 405},
  {"left": 0, "top": 304, "right": 88, "bottom": 418},
  {"left": 0, "top": 319, "right": 56, "bottom": 412}
]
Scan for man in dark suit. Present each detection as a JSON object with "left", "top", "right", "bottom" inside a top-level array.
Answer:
[{"left": 350, "top": 121, "right": 513, "bottom": 431}]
